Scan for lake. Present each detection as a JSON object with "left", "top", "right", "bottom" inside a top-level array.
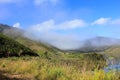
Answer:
[{"left": 104, "top": 57, "right": 120, "bottom": 72}]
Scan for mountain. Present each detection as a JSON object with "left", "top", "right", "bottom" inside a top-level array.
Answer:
[
  {"left": 0, "top": 24, "right": 11, "bottom": 32},
  {"left": 83, "top": 36, "right": 120, "bottom": 46},
  {"left": 0, "top": 24, "right": 61, "bottom": 55},
  {"left": 74, "top": 37, "right": 120, "bottom": 52},
  {"left": 63, "top": 36, "right": 120, "bottom": 60},
  {"left": 2, "top": 23, "right": 120, "bottom": 58},
  {"left": 0, "top": 33, "right": 38, "bottom": 57},
  {"left": 100, "top": 46, "right": 120, "bottom": 59}
]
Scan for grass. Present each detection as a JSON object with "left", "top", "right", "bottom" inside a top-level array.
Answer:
[{"left": 0, "top": 54, "right": 119, "bottom": 80}]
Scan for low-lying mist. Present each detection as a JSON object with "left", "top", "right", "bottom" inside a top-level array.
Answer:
[
  {"left": 24, "top": 30, "right": 83, "bottom": 50},
  {"left": 24, "top": 29, "right": 120, "bottom": 50},
  {"left": 2, "top": 23, "right": 120, "bottom": 50}
]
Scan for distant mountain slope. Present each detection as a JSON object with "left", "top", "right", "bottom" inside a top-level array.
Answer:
[
  {"left": 78, "top": 37, "right": 120, "bottom": 52},
  {"left": 101, "top": 46, "right": 120, "bottom": 59},
  {"left": 0, "top": 24, "right": 11, "bottom": 32},
  {"left": 0, "top": 33, "right": 38, "bottom": 57},
  {"left": 68, "top": 36, "right": 120, "bottom": 59},
  {"left": 0, "top": 24, "right": 61, "bottom": 54}
]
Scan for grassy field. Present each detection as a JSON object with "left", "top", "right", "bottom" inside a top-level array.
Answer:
[{"left": 0, "top": 53, "right": 120, "bottom": 80}]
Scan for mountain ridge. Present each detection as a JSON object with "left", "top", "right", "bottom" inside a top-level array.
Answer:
[
  {"left": 65, "top": 36, "right": 120, "bottom": 52},
  {"left": 0, "top": 24, "right": 62, "bottom": 54},
  {"left": 0, "top": 33, "right": 38, "bottom": 57}
]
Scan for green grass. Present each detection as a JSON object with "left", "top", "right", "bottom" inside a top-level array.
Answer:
[
  {"left": 0, "top": 24, "right": 60, "bottom": 55},
  {"left": 0, "top": 33, "right": 38, "bottom": 57},
  {"left": 0, "top": 53, "right": 119, "bottom": 80}
]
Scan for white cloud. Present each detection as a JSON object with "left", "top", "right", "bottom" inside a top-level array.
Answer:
[
  {"left": 0, "top": 0, "right": 14, "bottom": 3},
  {"left": 44, "top": 34, "right": 81, "bottom": 50},
  {"left": 13, "top": 22, "right": 21, "bottom": 28},
  {"left": 92, "top": 18, "right": 120, "bottom": 26},
  {"left": 25, "top": 18, "right": 120, "bottom": 50},
  {"left": 25, "top": 30, "right": 81, "bottom": 50},
  {"left": 92, "top": 17, "right": 110, "bottom": 25},
  {"left": 31, "top": 19, "right": 86, "bottom": 31},
  {"left": 26, "top": 19, "right": 86, "bottom": 50},
  {"left": 0, "top": 0, "right": 22, "bottom": 4},
  {"left": 32, "top": 19, "right": 54, "bottom": 31},
  {"left": 111, "top": 19, "right": 120, "bottom": 25},
  {"left": 34, "top": 0, "right": 58, "bottom": 6},
  {"left": 58, "top": 19, "right": 86, "bottom": 29}
]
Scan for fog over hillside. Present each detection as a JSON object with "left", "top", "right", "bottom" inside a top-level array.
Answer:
[
  {"left": 24, "top": 28, "right": 120, "bottom": 50},
  {"left": 0, "top": 0, "right": 120, "bottom": 51},
  {"left": 1, "top": 24, "right": 120, "bottom": 50}
]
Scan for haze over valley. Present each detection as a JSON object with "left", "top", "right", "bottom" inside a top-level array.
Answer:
[{"left": 0, "top": 0, "right": 120, "bottom": 80}]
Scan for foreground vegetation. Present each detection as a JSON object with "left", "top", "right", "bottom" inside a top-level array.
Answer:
[
  {"left": 0, "top": 33, "right": 38, "bottom": 57},
  {"left": 0, "top": 53, "right": 119, "bottom": 80}
]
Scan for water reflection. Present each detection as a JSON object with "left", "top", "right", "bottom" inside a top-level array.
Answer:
[{"left": 104, "top": 57, "right": 120, "bottom": 72}]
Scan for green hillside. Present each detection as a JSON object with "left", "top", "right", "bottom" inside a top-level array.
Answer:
[
  {"left": 0, "top": 24, "right": 11, "bottom": 32},
  {"left": 0, "top": 33, "right": 38, "bottom": 57},
  {"left": 100, "top": 46, "right": 120, "bottom": 59},
  {"left": 0, "top": 24, "right": 61, "bottom": 55}
]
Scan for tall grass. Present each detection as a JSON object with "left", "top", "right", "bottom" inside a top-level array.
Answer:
[{"left": 0, "top": 57, "right": 119, "bottom": 80}]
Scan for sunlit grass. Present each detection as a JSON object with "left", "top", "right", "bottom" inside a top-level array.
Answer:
[{"left": 0, "top": 57, "right": 119, "bottom": 80}]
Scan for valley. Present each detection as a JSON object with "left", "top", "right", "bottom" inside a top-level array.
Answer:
[{"left": 0, "top": 24, "right": 120, "bottom": 80}]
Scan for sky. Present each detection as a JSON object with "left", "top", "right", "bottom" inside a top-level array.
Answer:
[{"left": 0, "top": 0, "right": 120, "bottom": 49}]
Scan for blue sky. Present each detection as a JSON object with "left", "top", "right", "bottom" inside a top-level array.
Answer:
[{"left": 0, "top": 0, "right": 120, "bottom": 49}]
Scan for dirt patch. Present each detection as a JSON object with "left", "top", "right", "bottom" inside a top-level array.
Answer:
[{"left": 0, "top": 71, "right": 29, "bottom": 80}]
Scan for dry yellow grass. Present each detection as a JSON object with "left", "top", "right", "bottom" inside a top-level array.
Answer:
[{"left": 0, "top": 57, "right": 119, "bottom": 80}]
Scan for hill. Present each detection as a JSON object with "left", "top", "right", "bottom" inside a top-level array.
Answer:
[
  {"left": 0, "top": 33, "right": 38, "bottom": 57},
  {"left": 79, "top": 37, "right": 120, "bottom": 58},
  {"left": 65, "top": 36, "right": 120, "bottom": 59},
  {"left": 75, "top": 36, "right": 120, "bottom": 52},
  {"left": 100, "top": 46, "right": 120, "bottom": 59},
  {"left": 0, "top": 24, "right": 11, "bottom": 32},
  {"left": 0, "top": 24, "right": 61, "bottom": 55}
]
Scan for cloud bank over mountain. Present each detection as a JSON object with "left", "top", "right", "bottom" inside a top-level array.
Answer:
[
  {"left": 22, "top": 17, "right": 120, "bottom": 50},
  {"left": 1, "top": 0, "right": 120, "bottom": 50}
]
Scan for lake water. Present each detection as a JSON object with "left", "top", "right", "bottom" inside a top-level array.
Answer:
[
  {"left": 104, "top": 63, "right": 120, "bottom": 72},
  {"left": 104, "top": 58, "right": 120, "bottom": 72}
]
